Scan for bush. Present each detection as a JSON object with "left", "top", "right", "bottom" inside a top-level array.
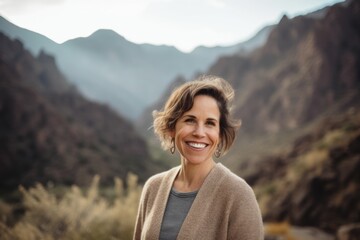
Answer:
[{"left": 0, "top": 173, "right": 142, "bottom": 240}]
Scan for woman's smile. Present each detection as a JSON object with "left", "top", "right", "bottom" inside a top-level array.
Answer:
[{"left": 186, "top": 141, "right": 208, "bottom": 150}]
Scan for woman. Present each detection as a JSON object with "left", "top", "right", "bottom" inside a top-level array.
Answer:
[{"left": 133, "top": 75, "right": 263, "bottom": 240}]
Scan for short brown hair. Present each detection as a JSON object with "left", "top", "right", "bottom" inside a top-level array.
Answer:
[{"left": 153, "top": 75, "right": 241, "bottom": 156}]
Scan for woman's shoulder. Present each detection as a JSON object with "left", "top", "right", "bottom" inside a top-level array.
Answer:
[
  {"left": 143, "top": 166, "right": 180, "bottom": 191},
  {"left": 215, "top": 163, "right": 254, "bottom": 196},
  {"left": 214, "top": 165, "right": 264, "bottom": 238}
]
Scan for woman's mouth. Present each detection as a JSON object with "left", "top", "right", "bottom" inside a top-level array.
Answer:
[{"left": 186, "top": 142, "right": 208, "bottom": 149}]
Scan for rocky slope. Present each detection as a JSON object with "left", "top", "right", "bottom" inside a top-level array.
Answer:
[
  {"left": 216, "top": 0, "right": 360, "bottom": 235},
  {"left": 137, "top": 0, "right": 360, "bottom": 168},
  {"left": 209, "top": 0, "right": 360, "bottom": 135},
  {"left": 246, "top": 110, "right": 360, "bottom": 235},
  {"left": 202, "top": 0, "right": 360, "bottom": 168},
  {"left": 0, "top": 32, "right": 158, "bottom": 191}
]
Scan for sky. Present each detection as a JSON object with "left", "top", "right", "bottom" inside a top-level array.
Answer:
[{"left": 0, "top": 0, "right": 344, "bottom": 53}]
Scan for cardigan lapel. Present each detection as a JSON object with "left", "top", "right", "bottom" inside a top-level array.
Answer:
[{"left": 176, "top": 163, "right": 225, "bottom": 239}]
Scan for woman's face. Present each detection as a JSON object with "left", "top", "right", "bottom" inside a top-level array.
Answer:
[{"left": 171, "top": 95, "right": 220, "bottom": 166}]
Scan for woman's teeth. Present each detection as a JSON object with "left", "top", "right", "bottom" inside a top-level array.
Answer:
[{"left": 187, "top": 142, "right": 207, "bottom": 149}]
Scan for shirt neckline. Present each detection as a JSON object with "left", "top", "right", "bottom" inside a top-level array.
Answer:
[{"left": 171, "top": 187, "right": 198, "bottom": 198}]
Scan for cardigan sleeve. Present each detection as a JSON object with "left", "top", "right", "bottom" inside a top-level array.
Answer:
[
  {"left": 133, "top": 181, "right": 148, "bottom": 240},
  {"left": 133, "top": 175, "right": 156, "bottom": 240},
  {"left": 132, "top": 171, "right": 167, "bottom": 240},
  {"left": 227, "top": 177, "right": 264, "bottom": 240}
]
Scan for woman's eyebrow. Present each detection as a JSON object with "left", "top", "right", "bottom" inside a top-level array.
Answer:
[
  {"left": 182, "top": 114, "right": 196, "bottom": 119},
  {"left": 182, "top": 115, "right": 219, "bottom": 122},
  {"left": 207, "top": 118, "right": 219, "bottom": 122}
]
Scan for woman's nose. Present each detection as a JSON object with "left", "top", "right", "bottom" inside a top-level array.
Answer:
[{"left": 193, "top": 124, "right": 205, "bottom": 137}]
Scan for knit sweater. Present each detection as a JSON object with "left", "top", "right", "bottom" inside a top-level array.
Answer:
[{"left": 133, "top": 163, "right": 264, "bottom": 240}]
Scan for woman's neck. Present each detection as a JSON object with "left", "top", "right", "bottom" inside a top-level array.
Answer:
[{"left": 173, "top": 159, "right": 216, "bottom": 192}]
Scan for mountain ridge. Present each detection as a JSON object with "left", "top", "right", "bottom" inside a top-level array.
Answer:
[
  {"left": 0, "top": 15, "right": 270, "bottom": 119},
  {"left": 0, "top": 32, "right": 159, "bottom": 191},
  {"left": 137, "top": 0, "right": 359, "bottom": 171}
]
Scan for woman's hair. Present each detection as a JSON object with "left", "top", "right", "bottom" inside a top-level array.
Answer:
[{"left": 153, "top": 75, "right": 241, "bottom": 156}]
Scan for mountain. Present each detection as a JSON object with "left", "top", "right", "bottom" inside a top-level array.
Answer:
[
  {"left": 0, "top": 16, "right": 59, "bottom": 55},
  {"left": 0, "top": 32, "right": 159, "bottom": 191},
  {"left": 244, "top": 110, "right": 360, "bottom": 235},
  {"left": 200, "top": 0, "right": 358, "bottom": 235},
  {"left": 135, "top": 0, "right": 358, "bottom": 165},
  {"left": 211, "top": 7, "right": 360, "bottom": 133},
  {"left": 203, "top": 0, "right": 360, "bottom": 167},
  {"left": 0, "top": 16, "right": 269, "bottom": 120},
  {"left": 190, "top": 25, "right": 274, "bottom": 62},
  {"left": 136, "top": 75, "right": 187, "bottom": 136},
  {"left": 209, "top": 0, "right": 359, "bottom": 235}
]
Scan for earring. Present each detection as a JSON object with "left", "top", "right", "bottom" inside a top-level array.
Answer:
[
  {"left": 170, "top": 138, "right": 175, "bottom": 154},
  {"left": 214, "top": 145, "right": 221, "bottom": 158}
]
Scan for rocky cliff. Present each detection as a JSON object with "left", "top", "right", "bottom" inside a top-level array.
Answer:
[
  {"left": 208, "top": 0, "right": 360, "bottom": 135},
  {"left": 210, "top": 2, "right": 360, "bottom": 233},
  {"left": 0, "top": 32, "right": 158, "bottom": 191},
  {"left": 244, "top": 110, "right": 360, "bottom": 235}
]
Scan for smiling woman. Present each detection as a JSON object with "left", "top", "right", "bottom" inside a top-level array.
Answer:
[{"left": 133, "top": 75, "right": 264, "bottom": 240}]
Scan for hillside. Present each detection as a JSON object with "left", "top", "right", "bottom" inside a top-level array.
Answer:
[
  {"left": 204, "top": 0, "right": 360, "bottom": 168},
  {"left": 135, "top": 0, "right": 359, "bottom": 171},
  {"left": 245, "top": 110, "right": 360, "bottom": 235},
  {"left": 4, "top": 0, "right": 347, "bottom": 121},
  {"left": 211, "top": 1, "right": 359, "bottom": 133},
  {"left": 209, "top": 0, "right": 360, "bottom": 235},
  {"left": 0, "top": 32, "right": 159, "bottom": 191}
]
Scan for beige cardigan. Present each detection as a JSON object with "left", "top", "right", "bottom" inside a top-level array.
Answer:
[{"left": 133, "top": 163, "right": 264, "bottom": 240}]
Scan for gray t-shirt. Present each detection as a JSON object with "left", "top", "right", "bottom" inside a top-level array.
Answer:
[{"left": 159, "top": 188, "right": 198, "bottom": 240}]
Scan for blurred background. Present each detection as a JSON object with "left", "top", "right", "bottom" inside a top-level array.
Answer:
[{"left": 0, "top": 0, "right": 359, "bottom": 239}]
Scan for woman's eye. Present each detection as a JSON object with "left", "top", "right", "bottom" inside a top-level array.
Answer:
[
  {"left": 185, "top": 118, "right": 195, "bottom": 123},
  {"left": 206, "top": 121, "right": 216, "bottom": 126}
]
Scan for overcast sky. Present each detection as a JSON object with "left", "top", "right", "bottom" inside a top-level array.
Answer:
[{"left": 0, "top": 0, "right": 344, "bottom": 52}]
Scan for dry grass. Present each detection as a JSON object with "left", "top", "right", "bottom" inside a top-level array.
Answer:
[
  {"left": 0, "top": 173, "right": 142, "bottom": 240},
  {"left": 265, "top": 222, "right": 297, "bottom": 240}
]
